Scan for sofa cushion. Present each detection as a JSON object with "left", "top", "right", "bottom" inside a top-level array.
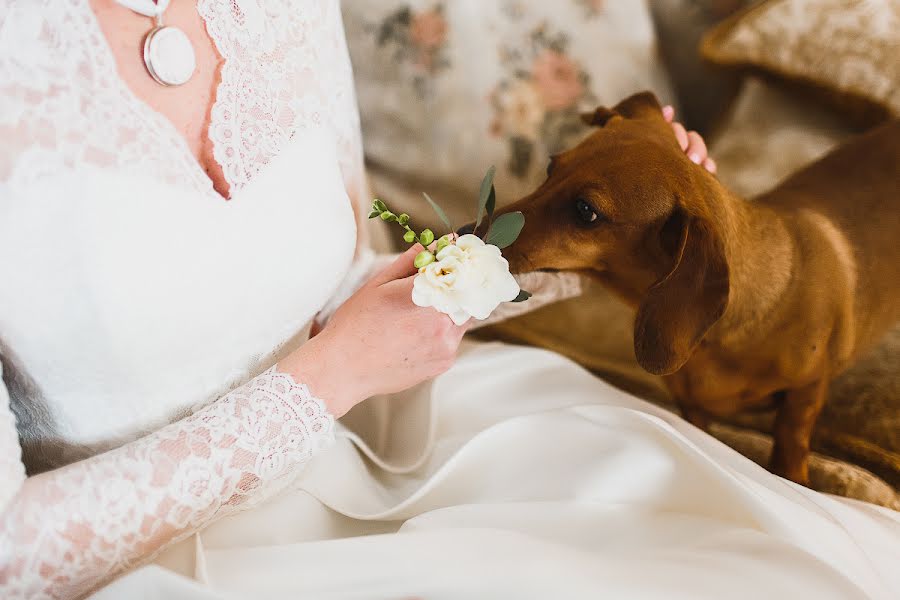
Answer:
[{"left": 701, "top": 0, "right": 900, "bottom": 126}]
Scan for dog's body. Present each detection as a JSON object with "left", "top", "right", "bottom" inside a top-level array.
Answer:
[{"left": 500, "top": 92, "right": 900, "bottom": 484}]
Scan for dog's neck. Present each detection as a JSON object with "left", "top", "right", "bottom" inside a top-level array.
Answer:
[{"left": 710, "top": 186, "right": 794, "bottom": 345}]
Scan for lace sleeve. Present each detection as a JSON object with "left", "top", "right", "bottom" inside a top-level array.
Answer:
[{"left": 0, "top": 365, "right": 335, "bottom": 599}]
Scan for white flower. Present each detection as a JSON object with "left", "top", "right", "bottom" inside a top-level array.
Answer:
[{"left": 412, "top": 234, "right": 520, "bottom": 325}]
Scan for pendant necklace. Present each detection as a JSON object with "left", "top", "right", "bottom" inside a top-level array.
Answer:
[{"left": 115, "top": 0, "right": 196, "bottom": 86}]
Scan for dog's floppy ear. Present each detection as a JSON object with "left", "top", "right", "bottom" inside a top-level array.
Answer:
[
  {"left": 633, "top": 208, "right": 730, "bottom": 375},
  {"left": 581, "top": 91, "right": 664, "bottom": 127}
]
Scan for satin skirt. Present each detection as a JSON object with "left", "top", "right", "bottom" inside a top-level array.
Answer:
[{"left": 96, "top": 342, "right": 900, "bottom": 599}]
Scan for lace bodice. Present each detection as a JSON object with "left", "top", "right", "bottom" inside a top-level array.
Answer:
[
  {"left": 0, "top": 0, "right": 363, "bottom": 597},
  {"left": 0, "top": 0, "right": 364, "bottom": 202}
]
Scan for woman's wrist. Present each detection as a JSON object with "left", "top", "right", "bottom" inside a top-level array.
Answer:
[{"left": 277, "top": 333, "right": 360, "bottom": 418}]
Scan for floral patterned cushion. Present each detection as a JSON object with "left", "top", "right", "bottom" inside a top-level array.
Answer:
[
  {"left": 701, "top": 0, "right": 900, "bottom": 126},
  {"left": 343, "top": 0, "right": 676, "bottom": 225}
]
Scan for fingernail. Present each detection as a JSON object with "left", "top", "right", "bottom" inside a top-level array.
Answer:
[
  {"left": 662, "top": 105, "right": 674, "bottom": 120},
  {"left": 690, "top": 153, "right": 702, "bottom": 164}
]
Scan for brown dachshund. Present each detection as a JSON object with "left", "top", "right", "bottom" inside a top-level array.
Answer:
[{"left": 496, "top": 91, "right": 900, "bottom": 485}]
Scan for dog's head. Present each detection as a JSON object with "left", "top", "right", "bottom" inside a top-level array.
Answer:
[{"left": 497, "top": 91, "right": 730, "bottom": 376}]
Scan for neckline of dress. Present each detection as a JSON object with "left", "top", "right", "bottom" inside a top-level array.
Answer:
[{"left": 83, "top": 0, "right": 237, "bottom": 202}]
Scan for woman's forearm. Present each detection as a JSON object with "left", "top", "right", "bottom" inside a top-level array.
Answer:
[{"left": 0, "top": 366, "right": 334, "bottom": 599}]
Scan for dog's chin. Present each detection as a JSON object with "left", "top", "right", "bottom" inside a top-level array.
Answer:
[{"left": 520, "top": 267, "right": 604, "bottom": 280}]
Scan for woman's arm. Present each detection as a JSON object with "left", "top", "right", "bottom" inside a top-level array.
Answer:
[
  {"left": 0, "top": 246, "right": 465, "bottom": 598},
  {"left": 0, "top": 361, "right": 334, "bottom": 598}
]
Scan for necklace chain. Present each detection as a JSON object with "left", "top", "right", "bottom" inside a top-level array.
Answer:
[{"left": 115, "top": 0, "right": 171, "bottom": 19}]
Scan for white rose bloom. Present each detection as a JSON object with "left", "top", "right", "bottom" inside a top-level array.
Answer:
[{"left": 412, "top": 234, "right": 521, "bottom": 325}]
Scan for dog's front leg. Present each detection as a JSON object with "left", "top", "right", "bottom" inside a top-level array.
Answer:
[{"left": 770, "top": 378, "right": 828, "bottom": 485}]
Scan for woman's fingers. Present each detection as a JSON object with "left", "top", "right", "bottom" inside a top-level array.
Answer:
[
  {"left": 663, "top": 106, "right": 717, "bottom": 174},
  {"left": 662, "top": 105, "right": 675, "bottom": 123},
  {"left": 686, "top": 130, "right": 708, "bottom": 166},
  {"left": 370, "top": 244, "right": 424, "bottom": 286},
  {"left": 671, "top": 121, "right": 689, "bottom": 152}
]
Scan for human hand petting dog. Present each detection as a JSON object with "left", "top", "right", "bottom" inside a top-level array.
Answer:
[{"left": 662, "top": 105, "right": 717, "bottom": 174}]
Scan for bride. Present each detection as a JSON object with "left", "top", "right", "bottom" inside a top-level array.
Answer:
[{"left": 1, "top": 1, "right": 898, "bottom": 598}]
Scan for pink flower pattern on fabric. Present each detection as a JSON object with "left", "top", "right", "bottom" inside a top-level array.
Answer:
[
  {"left": 489, "top": 20, "right": 596, "bottom": 178},
  {"left": 370, "top": 4, "right": 450, "bottom": 98}
]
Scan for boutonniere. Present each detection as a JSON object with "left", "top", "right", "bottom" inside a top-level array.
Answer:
[{"left": 369, "top": 166, "right": 531, "bottom": 325}]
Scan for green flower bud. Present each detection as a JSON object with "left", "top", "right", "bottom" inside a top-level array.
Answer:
[
  {"left": 398, "top": 213, "right": 410, "bottom": 225},
  {"left": 380, "top": 211, "right": 397, "bottom": 222},
  {"left": 419, "top": 229, "right": 434, "bottom": 246},
  {"left": 367, "top": 210, "right": 381, "bottom": 219},
  {"left": 403, "top": 230, "right": 417, "bottom": 243},
  {"left": 414, "top": 250, "right": 435, "bottom": 269},
  {"left": 435, "top": 236, "right": 451, "bottom": 253},
  {"left": 373, "top": 199, "right": 387, "bottom": 212}
]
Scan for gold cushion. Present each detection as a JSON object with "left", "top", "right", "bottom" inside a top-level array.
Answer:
[{"left": 701, "top": 0, "right": 900, "bottom": 125}]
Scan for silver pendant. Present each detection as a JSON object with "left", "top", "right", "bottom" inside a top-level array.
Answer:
[{"left": 142, "top": 25, "right": 196, "bottom": 87}]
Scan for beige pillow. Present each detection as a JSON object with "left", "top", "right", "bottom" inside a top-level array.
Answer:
[
  {"left": 709, "top": 76, "right": 858, "bottom": 197},
  {"left": 343, "top": 0, "right": 677, "bottom": 227},
  {"left": 702, "top": 0, "right": 900, "bottom": 125}
]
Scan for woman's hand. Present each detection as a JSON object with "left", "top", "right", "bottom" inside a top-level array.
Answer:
[
  {"left": 662, "top": 105, "right": 717, "bottom": 174},
  {"left": 280, "top": 244, "right": 467, "bottom": 417}
]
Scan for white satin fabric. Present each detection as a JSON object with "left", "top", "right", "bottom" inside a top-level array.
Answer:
[{"left": 99, "top": 342, "right": 900, "bottom": 599}]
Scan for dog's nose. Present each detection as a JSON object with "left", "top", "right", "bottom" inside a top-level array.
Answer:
[{"left": 457, "top": 222, "right": 476, "bottom": 236}]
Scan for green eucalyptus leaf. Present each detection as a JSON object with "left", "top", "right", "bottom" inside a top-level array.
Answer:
[
  {"left": 398, "top": 213, "right": 410, "bottom": 225},
  {"left": 368, "top": 210, "right": 381, "bottom": 219},
  {"left": 435, "top": 235, "right": 451, "bottom": 253},
  {"left": 419, "top": 229, "right": 435, "bottom": 246},
  {"left": 373, "top": 199, "right": 387, "bottom": 212},
  {"left": 380, "top": 211, "right": 397, "bottom": 222},
  {"left": 511, "top": 289, "right": 532, "bottom": 303},
  {"left": 422, "top": 192, "right": 452, "bottom": 231},
  {"left": 403, "top": 230, "right": 417, "bottom": 243},
  {"left": 475, "top": 166, "right": 496, "bottom": 228},
  {"left": 485, "top": 211, "right": 524, "bottom": 249},
  {"left": 485, "top": 185, "right": 496, "bottom": 219}
]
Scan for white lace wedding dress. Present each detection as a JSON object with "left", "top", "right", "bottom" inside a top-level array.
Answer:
[{"left": 1, "top": 1, "right": 898, "bottom": 599}]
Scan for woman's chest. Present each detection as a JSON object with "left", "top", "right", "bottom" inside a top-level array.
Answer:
[{"left": 91, "top": 0, "right": 229, "bottom": 196}]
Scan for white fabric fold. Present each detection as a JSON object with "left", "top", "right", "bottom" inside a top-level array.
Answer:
[{"left": 108, "top": 342, "right": 900, "bottom": 600}]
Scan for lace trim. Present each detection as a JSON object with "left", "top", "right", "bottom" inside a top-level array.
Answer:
[
  {"left": 0, "top": 0, "right": 212, "bottom": 195},
  {"left": 1, "top": 0, "right": 364, "bottom": 203},
  {"left": 197, "top": 0, "right": 364, "bottom": 197}
]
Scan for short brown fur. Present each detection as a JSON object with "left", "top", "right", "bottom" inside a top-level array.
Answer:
[{"left": 497, "top": 92, "right": 900, "bottom": 484}]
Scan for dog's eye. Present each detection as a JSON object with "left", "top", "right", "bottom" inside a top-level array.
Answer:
[{"left": 575, "top": 198, "right": 601, "bottom": 224}]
